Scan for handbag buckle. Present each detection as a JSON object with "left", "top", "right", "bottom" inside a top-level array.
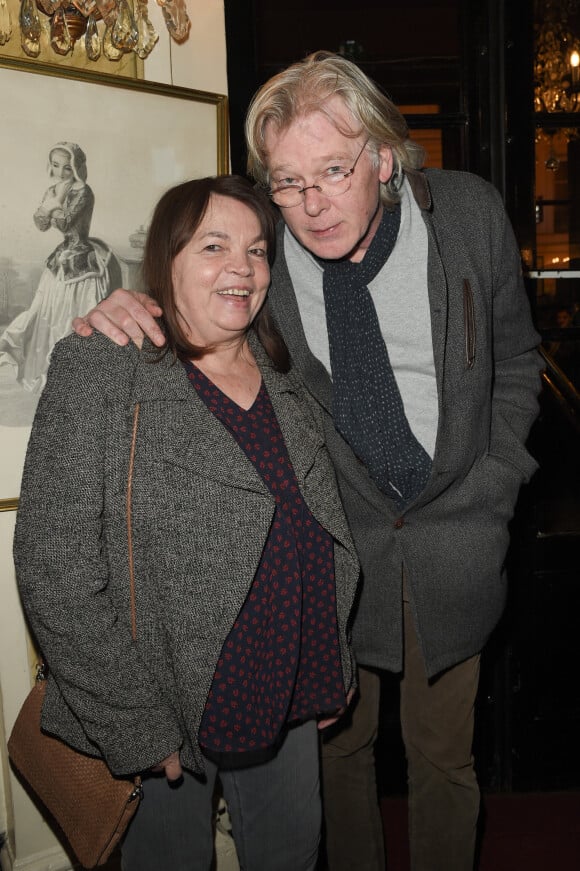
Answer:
[{"left": 130, "top": 779, "right": 143, "bottom": 802}]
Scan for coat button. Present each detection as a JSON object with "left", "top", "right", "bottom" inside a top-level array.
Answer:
[{"left": 394, "top": 517, "right": 405, "bottom": 529}]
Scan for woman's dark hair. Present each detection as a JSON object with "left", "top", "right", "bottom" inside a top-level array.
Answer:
[{"left": 142, "top": 174, "right": 289, "bottom": 371}]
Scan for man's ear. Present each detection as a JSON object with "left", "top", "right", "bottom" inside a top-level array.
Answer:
[{"left": 378, "top": 145, "right": 394, "bottom": 184}]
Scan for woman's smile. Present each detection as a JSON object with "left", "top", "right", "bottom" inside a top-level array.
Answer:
[{"left": 171, "top": 194, "right": 270, "bottom": 347}]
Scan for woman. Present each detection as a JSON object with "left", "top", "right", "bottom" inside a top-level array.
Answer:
[
  {"left": 14, "top": 176, "right": 359, "bottom": 871},
  {"left": 0, "top": 142, "right": 120, "bottom": 392}
]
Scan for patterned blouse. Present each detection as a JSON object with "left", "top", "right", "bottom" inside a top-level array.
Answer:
[{"left": 183, "top": 361, "right": 346, "bottom": 765}]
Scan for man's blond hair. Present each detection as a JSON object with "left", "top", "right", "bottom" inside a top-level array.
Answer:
[{"left": 245, "top": 50, "right": 425, "bottom": 207}]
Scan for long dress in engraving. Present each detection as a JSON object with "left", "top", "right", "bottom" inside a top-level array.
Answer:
[{"left": 0, "top": 177, "right": 118, "bottom": 393}]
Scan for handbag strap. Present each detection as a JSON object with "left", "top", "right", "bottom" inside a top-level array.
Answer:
[
  {"left": 33, "top": 401, "right": 144, "bottom": 793},
  {"left": 127, "top": 403, "right": 141, "bottom": 643},
  {"left": 126, "top": 402, "right": 143, "bottom": 795}
]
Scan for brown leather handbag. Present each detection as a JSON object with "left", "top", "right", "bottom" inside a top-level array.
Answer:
[{"left": 8, "top": 404, "right": 143, "bottom": 868}]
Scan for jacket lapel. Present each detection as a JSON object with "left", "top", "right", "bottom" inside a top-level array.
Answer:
[
  {"left": 254, "top": 338, "right": 355, "bottom": 550},
  {"left": 269, "top": 224, "right": 334, "bottom": 415},
  {"left": 402, "top": 170, "right": 448, "bottom": 390},
  {"left": 123, "top": 338, "right": 352, "bottom": 548},
  {"left": 250, "top": 335, "right": 325, "bottom": 489},
  {"left": 128, "top": 345, "right": 268, "bottom": 494}
]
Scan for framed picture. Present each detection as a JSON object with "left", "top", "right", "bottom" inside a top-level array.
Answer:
[{"left": 0, "top": 57, "right": 229, "bottom": 506}]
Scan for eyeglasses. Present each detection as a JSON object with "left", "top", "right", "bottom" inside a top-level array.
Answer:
[{"left": 267, "top": 139, "right": 370, "bottom": 208}]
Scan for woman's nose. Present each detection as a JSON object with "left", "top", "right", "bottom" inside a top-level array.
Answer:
[{"left": 226, "top": 252, "right": 253, "bottom": 275}]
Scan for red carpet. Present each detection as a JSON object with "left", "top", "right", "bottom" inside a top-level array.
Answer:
[{"left": 380, "top": 792, "right": 580, "bottom": 870}]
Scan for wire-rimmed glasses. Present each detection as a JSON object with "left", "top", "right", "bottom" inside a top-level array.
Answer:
[{"left": 267, "top": 139, "right": 370, "bottom": 208}]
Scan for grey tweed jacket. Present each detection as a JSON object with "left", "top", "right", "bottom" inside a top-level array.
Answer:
[
  {"left": 269, "top": 168, "right": 543, "bottom": 678},
  {"left": 14, "top": 332, "right": 360, "bottom": 776}
]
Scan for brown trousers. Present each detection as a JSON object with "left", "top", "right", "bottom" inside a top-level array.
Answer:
[{"left": 320, "top": 599, "right": 480, "bottom": 871}]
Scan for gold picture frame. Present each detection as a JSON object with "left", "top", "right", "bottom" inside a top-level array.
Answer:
[{"left": 0, "top": 57, "right": 229, "bottom": 506}]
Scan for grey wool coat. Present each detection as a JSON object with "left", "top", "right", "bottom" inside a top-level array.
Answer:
[
  {"left": 13, "top": 333, "right": 360, "bottom": 777},
  {"left": 268, "top": 168, "right": 543, "bottom": 678}
]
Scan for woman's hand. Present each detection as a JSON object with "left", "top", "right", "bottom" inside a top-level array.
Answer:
[
  {"left": 72, "top": 289, "right": 165, "bottom": 348},
  {"left": 40, "top": 180, "right": 73, "bottom": 213},
  {"left": 38, "top": 195, "right": 63, "bottom": 214},
  {"left": 53, "top": 179, "right": 73, "bottom": 203},
  {"left": 317, "top": 686, "right": 357, "bottom": 730},
  {"left": 150, "top": 750, "right": 183, "bottom": 784}
]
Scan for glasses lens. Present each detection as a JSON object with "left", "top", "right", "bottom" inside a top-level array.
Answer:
[
  {"left": 270, "top": 140, "right": 367, "bottom": 207},
  {"left": 320, "top": 175, "right": 352, "bottom": 197},
  {"left": 271, "top": 174, "right": 352, "bottom": 207},
  {"left": 271, "top": 188, "right": 302, "bottom": 207}
]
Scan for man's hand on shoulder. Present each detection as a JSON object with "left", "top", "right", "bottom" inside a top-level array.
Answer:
[{"left": 72, "top": 288, "right": 165, "bottom": 348}]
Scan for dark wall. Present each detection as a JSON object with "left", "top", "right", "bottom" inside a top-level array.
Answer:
[{"left": 224, "top": 0, "right": 464, "bottom": 175}]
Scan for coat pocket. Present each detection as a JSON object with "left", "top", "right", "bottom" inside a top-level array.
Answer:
[{"left": 463, "top": 278, "right": 476, "bottom": 369}]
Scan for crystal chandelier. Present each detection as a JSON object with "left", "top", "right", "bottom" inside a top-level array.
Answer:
[
  {"left": 0, "top": 0, "right": 190, "bottom": 61},
  {"left": 535, "top": 0, "right": 580, "bottom": 113}
]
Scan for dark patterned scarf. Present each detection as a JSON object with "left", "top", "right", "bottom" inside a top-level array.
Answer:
[{"left": 320, "top": 205, "right": 432, "bottom": 509}]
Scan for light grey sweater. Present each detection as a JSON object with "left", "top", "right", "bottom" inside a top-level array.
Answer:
[{"left": 284, "top": 179, "right": 438, "bottom": 457}]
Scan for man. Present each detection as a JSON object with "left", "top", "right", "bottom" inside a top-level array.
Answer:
[
  {"left": 73, "top": 52, "right": 542, "bottom": 871},
  {"left": 556, "top": 308, "right": 573, "bottom": 329}
]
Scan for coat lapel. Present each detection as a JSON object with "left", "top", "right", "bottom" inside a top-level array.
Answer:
[
  {"left": 124, "top": 338, "right": 327, "bottom": 497},
  {"left": 251, "top": 338, "right": 355, "bottom": 551},
  {"left": 122, "top": 337, "right": 353, "bottom": 551},
  {"left": 403, "top": 170, "right": 448, "bottom": 391},
  {"left": 250, "top": 334, "right": 325, "bottom": 489},
  {"left": 269, "top": 224, "right": 334, "bottom": 415},
  {"left": 127, "top": 344, "right": 268, "bottom": 494}
]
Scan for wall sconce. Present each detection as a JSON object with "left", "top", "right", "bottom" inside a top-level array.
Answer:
[
  {"left": 1, "top": 0, "right": 190, "bottom": 61},
  {"left": 0, "top": 0, "right": 12, "bottom": 44}
]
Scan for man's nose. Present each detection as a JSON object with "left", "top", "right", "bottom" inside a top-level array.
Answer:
[{"left": 302, "top": 185, "right": 328, "bottom": 216}]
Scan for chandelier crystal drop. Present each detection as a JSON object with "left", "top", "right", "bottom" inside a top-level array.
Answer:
[
  {"left": 535, "top": 0, "right": 580, "bottom": 113},
  {"left": 0, "top": 0, "right": 12, "bottom": 44},
  {"left": 14, "top": 0, "right": 190, "bottom": 60}
]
